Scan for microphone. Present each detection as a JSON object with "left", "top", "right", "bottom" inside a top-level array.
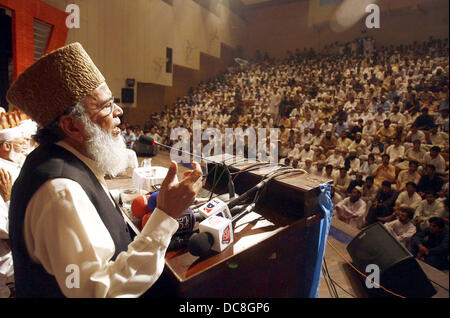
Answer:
[
  {"left": 135, "top": 191, "right": 200, "bottom": 235},
  {"left": 188, "top": 215, "right": 234, "bottom": 257},
  {"left": 193, "top": 178, "right": 267, "bottom": 222},
  {"left": 231, "top": 203, "right": 256, "bottom": 223},
  {"left": 167, "top": 232, "right": 194, "bottom": 251},
  {"left": 187, "top": 232, "right": 214, "bottom": 256},
  {"left": 147, "top": 191, "right": 202, "bottom": 235},
  {"left": 168, "top": 207, "right": 239, "bottom": 253},
  {"left": 187, "top": 203, "right": 256, "bottom": 257},
  {"left": 175, "top": 208, "right": 197, "bottom": 235},
  {"left": 147, "top": 191, "right": 158, "bottom": 212},
  {"left": 196, "top": 197, "right": 232, "bottom": 220},
  {"left": 137, "top": 135, "right": 157, "bottom": 146},
  {"left": 227, "top": 180, "right": 267, "bottom": 209},
  {"left": 131, "top": 194, "right": 151, "bottom": 219}
]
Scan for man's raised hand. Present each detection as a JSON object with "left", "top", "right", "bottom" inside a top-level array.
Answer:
[{"left": 157, "top": 161, "right": 203, "bottom": 219}]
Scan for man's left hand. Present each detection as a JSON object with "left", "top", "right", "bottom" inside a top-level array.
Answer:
[{"left": 0, "top": 169, "right": 13, "bottom": 202}]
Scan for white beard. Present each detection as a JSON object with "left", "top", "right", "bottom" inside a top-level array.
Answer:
[
  {"left": 81, "top": 116, "right": 129, "bottom": 177},
  {"left": 9, "top": 148, "right": 27, "bottom": 167}
]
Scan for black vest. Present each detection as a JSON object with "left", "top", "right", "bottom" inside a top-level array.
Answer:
[{"left": 9, "top": 143, "right": 134, "bottom": 298}]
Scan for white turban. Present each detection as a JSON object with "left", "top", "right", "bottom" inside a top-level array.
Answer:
[
  {"left": 0, "top": 126, "right": 23, "bottom": 143},
  {"left": 19, "top": 119, "right": 38, "bottom": 137}
]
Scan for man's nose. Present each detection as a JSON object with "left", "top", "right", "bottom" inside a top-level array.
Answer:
[{"left": 113, "top": 102, "right": 123, "bottom": 117}]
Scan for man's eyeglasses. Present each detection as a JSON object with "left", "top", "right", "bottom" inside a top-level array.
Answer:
[{"left": 86, "top": 97, "right": 117, "bottom": 116}]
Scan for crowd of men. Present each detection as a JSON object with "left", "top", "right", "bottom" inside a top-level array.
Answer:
[
  {"left": 122, "top": 37, "right": 449, "bottom": 271},
  {"left": 0, "top": 37, "right": 448, "bottom": 297},
  {"left": 0, "top": 110, "right": 37, "bottom": 297}
]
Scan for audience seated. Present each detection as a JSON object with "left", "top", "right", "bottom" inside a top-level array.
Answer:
[
  {"left": 410, "top": 217, "right": 449, "bottom": 270},
  {"left": 417, "top": 164, "right": 444, "bottom": 196},
  {"left": 413, "top": 191, "right": 445, "bottom": 231},
  {"left": 6, "top": 36, "right": 444, "bottom": 271},
  {"left": 384, "top": 207, "right": 416, "bottom": 248},
  {"left": 365, "top": 181, "right": 398, "bottom": 226},
  {"left": 394, "top": 182, "right": 423, "bottom": 215},
  {"left": 0, "top": 114, "right": 34, "bottom": 298},
  {"left": 334, "top": 167, "right": 352, "bottom": 198},
  {"left": 396, "top": 160, "right": 421, "bottom": 192},
  {"left": 335, "top": 187, "right": 366, "bottom": 229},
  {"left": 372, "top": 154, "right": 396, "bottom": 188},
  {"left": 122, "top": 126, "right": 136, "bottom": 149}
]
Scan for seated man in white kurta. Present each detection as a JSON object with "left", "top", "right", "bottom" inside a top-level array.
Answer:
[
  {"left": 335, "top": 186, "right": 367, "bottom": 229},
  {"left": 0, "top": 125, "right": 30, "bottom": 298},
  {"left": 384, "top": 207, "right": 416, "bottom": 248}
]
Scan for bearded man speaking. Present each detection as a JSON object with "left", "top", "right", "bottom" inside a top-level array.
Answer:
[{"left": 6, "top": 43, "right": 203, "bottom": 297}]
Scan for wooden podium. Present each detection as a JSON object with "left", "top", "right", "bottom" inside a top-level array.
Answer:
[{"left": 146, "top": 155, "right": 332, "bottom": 298}]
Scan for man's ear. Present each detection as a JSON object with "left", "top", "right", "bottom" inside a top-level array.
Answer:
[
  {"left": 59, "top": 115, "right": 85, "bottom": 143},
  {"left": 1, "top": 142, "right": 11, "bottom": 152}
]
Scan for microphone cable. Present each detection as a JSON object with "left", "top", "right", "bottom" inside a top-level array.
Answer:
[
  {"left": 207, "top": 163, "right": 235, "bottom": 200},
  {"left": 252, "top": 168, "right": 308, "bottom": 206},
  {"left": 230, "top": 162, "right": 277, "bottom": 180},
  {"left": 322, "top": 261, "right": 338, "bottom": 298}
]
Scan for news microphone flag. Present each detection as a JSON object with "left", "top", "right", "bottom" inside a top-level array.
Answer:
[
  {"left": 198, "top": 215, "right": 234, "bottom": 254},
  {"left": 198, "top": 198, "right": 232, "bottom": 220}
]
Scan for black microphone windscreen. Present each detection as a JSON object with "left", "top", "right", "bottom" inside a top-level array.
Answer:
[
  {"left": 188, "top": 232, "right": 214, "bottom": 257},
  {"left": 138, "top": 135, "right": 155, "bottom": 145},
  {"left": 167, "top": 233, "right": 192, "bottom": 251}
]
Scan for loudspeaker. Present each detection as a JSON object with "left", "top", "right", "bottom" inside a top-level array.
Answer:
[
  {"left": 132, "top": 138, "right": 157, "bottom": 156},
  {"left": 121, "top": 88, "right": 134, "bottom": 103},
  {"left": 166, "top": 47, "right": 173, "bottom": 73},
  {"left": 126, "top": 78, "right": 135, "bottom": 87},
  {"left": 346, "top": 222, "right": 436, "bottom": 298}
]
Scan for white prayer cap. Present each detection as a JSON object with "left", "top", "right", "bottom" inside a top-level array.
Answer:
[
  {"left": 0, "top": 126, "right": 23, "bottom": 143},
  {"left": 19, "top": 119, "right": 38, "bottom": 137}
]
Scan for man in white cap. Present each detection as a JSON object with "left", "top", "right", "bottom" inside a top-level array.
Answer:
[
  {"left": 298, "top": 142, "right": 314, "bottom": 164},
  {"left": 269, "top": 87, "right": 282, "bottom": 125},
  {"left": 335, "top": 186, "right": 367, "bottom": 229},
  {"left": 0, "top": 125, "right": 28, "bottom": 177},
  {"left": 6, "top": 43, "right": 203, "bottom": 297},
  {"left": 0, "top": 124, "right": 30, "bottom": 227},
  {"left": 0, "top": 124, "right": 30, "bottom": 298},
  {"left": 0, "top": 166, "right": 13, "bottom": 297}
]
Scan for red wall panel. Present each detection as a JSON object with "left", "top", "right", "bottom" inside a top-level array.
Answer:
[{"left": 0, "top": 0, "right": 68, "bottom": 79}]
